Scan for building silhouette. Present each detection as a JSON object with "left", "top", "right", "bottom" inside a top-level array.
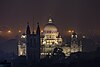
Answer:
[{"left": 17, "top": 22, "right": 41, "bottom": 66}]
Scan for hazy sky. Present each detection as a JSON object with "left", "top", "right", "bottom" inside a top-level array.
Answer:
[{"left": 0, "top": 0, "right": 100, "bottom": 37}]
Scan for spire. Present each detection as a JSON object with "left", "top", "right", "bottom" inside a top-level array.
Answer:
[
  {"left": 35, "top": 22, "right": 41, "bottom": 63},
  {"left": 32, "top": 17, "right": 34, "bottom": 34},
  {"left": 26, "top": 22, "right": 31, "bottom": 35},
  {"left": 48, "top": 18, "right": 52, "bottom": 23},
  {"left": 36, "top": 22, "right": 40, "bottom": 35}
]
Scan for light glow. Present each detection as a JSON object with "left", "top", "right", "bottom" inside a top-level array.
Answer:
[
  {"left": 68, "top": 30, "right": 71, "bottom": 33},
  {"left": 68, "top": 30, "right": 74, "bottom": 33},
  {"left": 48, "top": 18, "right": 52, "bottom": 23},
  {"left": 21, "top": 35, "right": 26, "bottom": 38},
  {"left": 7, "top": 30, "right": 11, "bottom": 33},
  {"left": 0, "top": 31, "right": 2, "bottom": 33},
  {"left": 41, "top": 30, "right": 43, "bottom": 33},
  {"left": 18, "top": 30, "right": 21, "bottom": 33}
]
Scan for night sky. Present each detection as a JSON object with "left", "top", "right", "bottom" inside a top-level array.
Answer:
[{"left": 0, "top": 0, "right": 100, "bottom": 38}]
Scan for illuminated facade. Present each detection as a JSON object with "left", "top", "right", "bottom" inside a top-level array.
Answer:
[
  {"left": 40, "top": 18, "right": 82, "bottom": 56},
  {"left": 70, "top": 32, "right": 82, "bottom": 53},
  {"left": 18, "top": 42, "right": 26, "bottom": 56},
  {"left": 40, "top": 19, "right": 63, "bottom": 56},
  {"left": 18, "top": 18, "right": 82, "bottom": 58},
  {"left": 18, "top": 34, "right": 26, "bottom": 56},
  {"left": 41, "top": 19, "right": 62, "bottom": 45}
]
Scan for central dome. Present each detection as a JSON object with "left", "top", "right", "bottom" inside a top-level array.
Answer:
[
  {"left": 44, "top": 23, "right": 57, "bottom": 32},
  {"left": 43, "top": 18, "right": 58, "bottom": 32}
]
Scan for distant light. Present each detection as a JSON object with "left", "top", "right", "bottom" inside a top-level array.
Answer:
[
  {"left": 18, "top": 30, "right": 21, "bottom": 33},
  {"left": 21, "top": 35, "right": 26, "bottom": 38},
  {"left": 41, "top": 30, "right": 43, "bottom": 33},
  {"left": 72, "top": 30, "right": 74, "bottom": 33},
  {"left": 48, "top": 18, "right": 52, "bottom": 23},
  {"left": 82, "top": 36, "right": 86, "bottom": 38},
  {"left": 49, "top": 18, "right": 52, "bottom": 22},
  {"left": 0, "top": 31, "right": 2, "bottom": 34},
  {"left": 34, "top": 30, "right": 36, "bottom": 33},
  {"left": 8, "top": 30, "right": 11, "bottom": 33},
  {"left": 0, "top": 31, "right": 2, "bottom": 33},
  {"left": 68, "top": 30, "right": 71, "bottom": 33},
  {"left": 68, "top": 30, "right": 74, "bottom": 33}
]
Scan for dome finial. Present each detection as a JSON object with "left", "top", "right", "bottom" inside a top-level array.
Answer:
[{"left": 48, "top": 18, "right": 52, "bottom": 23}]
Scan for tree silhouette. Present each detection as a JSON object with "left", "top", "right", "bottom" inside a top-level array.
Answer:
[{"left": 51, "top": 47, "right": 65, "bottom": 63}]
